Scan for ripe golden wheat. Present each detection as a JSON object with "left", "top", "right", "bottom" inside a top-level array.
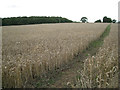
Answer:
[
  {"left": 76, "top": 24, "right": 118, "bottom": 88},
  {"left": 2, "top": 23, "right": 109, "bottom": 88}
]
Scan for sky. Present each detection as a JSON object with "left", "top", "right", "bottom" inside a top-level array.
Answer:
[{"left": 0, "top": 0, "right": 120, "bottom": 22}]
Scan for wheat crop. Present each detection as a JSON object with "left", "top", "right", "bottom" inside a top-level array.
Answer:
[
  {"left": 2, "top": 23, "right": 109, "bottom": 88},
  {"left": 76, "top": 24, "right": 118, "bottom": 88}
]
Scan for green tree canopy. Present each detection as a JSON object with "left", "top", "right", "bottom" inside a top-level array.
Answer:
[
  {"left": 95, "top": 19, "right": 101, "bottom": 23},
  {"left": 112, "top": 19, "right": 116, "bottom": 23},
  {"left": 80, "top": 17, "right": 88, "bottom": 23},
  {"left": 2, "top": 16, "right": 73, "bottom": 26},
  {"left": 103, "top": 16, "right": 112, "bottom": 23}
]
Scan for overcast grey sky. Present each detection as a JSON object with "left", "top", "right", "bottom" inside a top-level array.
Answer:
[{"left": 0, "top": 0, "right": 119, "bottom": 22}]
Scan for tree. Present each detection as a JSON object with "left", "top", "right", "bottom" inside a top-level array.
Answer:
[
  {"left": 95, "top": 19, "right": 101, "bottom": 23},
  {"left": 103, "top": 16, "right": 112, "bottom": 23},
  {"left": 80, "top": 17, "right": 88, "bottom": 23},
  {"left": 2, "top": 16, "right": 73, "bottom": 26},
  {"left": 112, "top": 19, "right": 116, "bottom": 23}
]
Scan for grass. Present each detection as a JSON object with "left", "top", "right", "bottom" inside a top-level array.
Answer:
[{"left": 84, "top": 24, "right": 111, "bottom": 52}]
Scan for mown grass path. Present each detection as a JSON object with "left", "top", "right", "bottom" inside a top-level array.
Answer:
[{"left": 34, "top": 24, "right": 111, "bottom": 88}]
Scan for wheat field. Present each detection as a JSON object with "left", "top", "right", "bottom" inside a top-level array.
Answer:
[
  {"left": 2, "top": 23, "right": 109, "bottom": 88},
  {"left": 76, "top": 24, "right": 118, "bottom": 88}
]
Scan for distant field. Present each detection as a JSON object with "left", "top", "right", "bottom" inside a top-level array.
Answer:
[{"left": 2, "top": 23, "right": 109, "bottom": 88}]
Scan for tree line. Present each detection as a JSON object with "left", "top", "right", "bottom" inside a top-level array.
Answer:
[
  {"left": 2, "top": 16, "right": 73, "bottom": 26},
  {"left": 80, "top": 16, "right": 117, "bottom": 23},
  {"left": 2, "top": 16, "right": 118, "bottom": 26},
  {"left": 95, "top": 16, "right": 116, "bottom": 23}
]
